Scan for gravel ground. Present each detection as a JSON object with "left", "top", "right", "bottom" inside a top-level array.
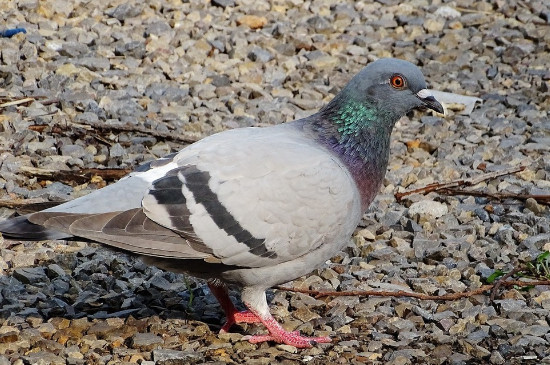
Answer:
[{"left": 0, "top": 0, "right": 549, "bottom": 364}]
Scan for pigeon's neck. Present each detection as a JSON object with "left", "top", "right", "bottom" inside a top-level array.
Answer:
[{"left": 308, "top": 95, "right": 399, "bottom": 210}]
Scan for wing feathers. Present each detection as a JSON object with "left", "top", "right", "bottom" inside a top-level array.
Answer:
[
  {"left": 0, "top": 215, "right": 70, "bottom": 240},
  {"left": 29, "top": 209, "right": 211, "bottom": 260}
]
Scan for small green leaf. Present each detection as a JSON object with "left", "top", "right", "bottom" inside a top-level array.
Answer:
[
  {"left": 487, "top": 270, "right": 505, "bottom": 284},
  {"left": 537, "top": 251, "right": 550, "bottom": 264}
]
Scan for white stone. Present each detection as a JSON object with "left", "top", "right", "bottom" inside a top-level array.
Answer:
[
  {"left": 408, "top": 200, "right": 448, "bottom": 219},
  {"left": 435, "top": 6, "right": 461, "bottom": 19}
]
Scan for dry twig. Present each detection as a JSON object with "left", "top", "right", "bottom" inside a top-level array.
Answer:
[
  {"left": 275, "top": 278, "right": 550, "bottom": 301},
  {"left": 440, "top": 188, "right": 550, "bottom": 205},
  {"left": 18, "top": 166, "right": 132, "bottom": 184},
  {"left": 83, "top": 121, "right": 200, "bottom": 145},
  {"left": 0, "top": 97, "right": 36, "bottom": 108},
  {"left": 392, "top": 165, "right": 550, "bottom": 206},
  {"left": 0, "top": 198, "right": 54, "bottom": 210},
  {"left": 395, "top": 165, "right": 526, "bottom": 201},
  {"left": 0, "top": 95, "right": 50, "bottom": 108}
]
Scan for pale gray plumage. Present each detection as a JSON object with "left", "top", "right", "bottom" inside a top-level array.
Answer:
[{"left": 0, "top": 58, "right": 443, "bottom": 347}]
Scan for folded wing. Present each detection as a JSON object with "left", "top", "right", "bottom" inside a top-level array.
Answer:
[{"left": 6, "top": 124, "right": 361, "bottom": 270}]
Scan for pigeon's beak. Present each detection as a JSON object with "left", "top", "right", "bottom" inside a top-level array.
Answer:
[{"left": 416, "top": 89, "right": 444, "bottom": 114}]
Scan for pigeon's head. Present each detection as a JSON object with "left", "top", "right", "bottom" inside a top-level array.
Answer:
[{"left": 346, "top": 58, "right": 444, "bottom": 118}]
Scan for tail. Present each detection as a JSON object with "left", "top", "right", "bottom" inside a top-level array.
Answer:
[{"left": 0, "top": 215, "right": 71, "bottom": 240}]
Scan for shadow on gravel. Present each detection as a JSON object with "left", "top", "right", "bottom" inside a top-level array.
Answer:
[{"left": 0, "top": 243, "right": 256, "bottom": 333}]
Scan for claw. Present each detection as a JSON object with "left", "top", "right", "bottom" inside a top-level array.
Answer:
[
  {"left": 242, "top": 312, "right": 332, "bottom": 348},
  {"left": 207, "top": 282, "right": 332, "bottom": 348},
  {"left": 245, "top": 332, "right": 331, "bottom": 348},
  {"left": 220, "top": 310, "right": 262, "bottom": 333}
]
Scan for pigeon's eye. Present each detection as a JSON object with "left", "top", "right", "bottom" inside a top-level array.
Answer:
[{"left": 390, "top": 74, "right": 406, "bottom": 89}]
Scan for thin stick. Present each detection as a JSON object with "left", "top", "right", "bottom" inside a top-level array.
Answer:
[
  {"left": 274, "top": 285, "right": 492, "bottom": 300},
  {"left": 84, "top": 121, "right": 201, "bottom": 144},
  {"left": 17, "top": 166, "right": 132, "bottom": 184},
  {"left": 440, "top": 188, "right": 550, "bottom": 205},
  {"left": 395, "top": 165, "right": 526, "bottom": 201},
  {"left": 24, "top": 110, "right": 58, "bottom": 121},
  {"left": 0, "top": 198, "right": 52, "bottom": 209},
  {"left": 274, "top": 279, "right": 550, "bottom": 301},
  {"left": 0, "top": 97, "right": 35, "bottom": 108},
  {"left": 454, "top": 6, "right": 494, "bottom": 15}
]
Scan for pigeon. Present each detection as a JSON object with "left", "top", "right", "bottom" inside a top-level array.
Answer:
[{"left": 0, "top": 58, "right": 443, "bottom": 348}]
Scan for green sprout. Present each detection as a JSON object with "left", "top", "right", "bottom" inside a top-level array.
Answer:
[{"left": 486, "top": 251, "right": 550, "bottom": 285}]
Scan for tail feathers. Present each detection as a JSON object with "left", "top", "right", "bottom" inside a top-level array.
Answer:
[{"left": 0, "top": 215, "right": 72, "bottom": 240}]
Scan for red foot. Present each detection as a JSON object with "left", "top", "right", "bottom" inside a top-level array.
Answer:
[
  {"left": 244, "top": 330, "right": 331, "bottom": 348},
  {"left": 208, "top": 282, "right": 262, "bottom": 333},
  {"left": 220, "top": 310, "right": 262, "bottom": 333},
  {"left": 245, "top": 316, "right": 331, "bottom": 348},
  {"left": 208, "top": 282, "right": 332, "bottom": 348}
]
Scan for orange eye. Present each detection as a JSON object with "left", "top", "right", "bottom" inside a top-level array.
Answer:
[{"left": 390, "top": 74, "right": 406, "bottom": 89}]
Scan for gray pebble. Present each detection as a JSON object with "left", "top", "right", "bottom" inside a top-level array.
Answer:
[
  {"left": 60, "top": 144, "right": 86, "bottom": 158},
  {"left": 130, "top": 332, "right": 164, "bottom": 350},
  {"left": 74, "top": 57, "right": 110, "bottom": 72},
  {"left": 106, "top": 3, "right": 143, "bottom": 21},
  {"left": 109, "top": 143, "right": 125, "bottom": 158},
  {"left": 211, "top": 0, "right": 235, "bottom": 8},
  {"left": 153, "top": 349, "right": 204, "bottom": 363},
  {"left": 13, "top": 267, "right": 48, "bottom": 284},
  {"left": 248, "top": 47, "right": 273, "bottom": 63}
]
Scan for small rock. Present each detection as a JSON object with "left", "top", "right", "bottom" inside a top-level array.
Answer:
[
  {"left": 74, "top": 57, "right": 110, "bottom": 72},
  {"left": 237, "top": 15, "right": 267, "bottom": 29},
  {"left": 408, "top": 200, "right": 448, "bottom": 220},
  {"left": 524, "top": 198, "right": 545, "bottom": 215},
  {"left": 293, "top": 306, "right": 321, "bottom": 322},
  {"left": 356, "top": 228, "right": 375, "bottom": 240},
  {"left": 153, "top": 349, "right": 203, "bottom": 363},
  {"left": 413, "top": 238, "right": 442, "bottom": 259},
  {"left": 106, "top": 3, "right": 142, "bottom": 20},
  {"left": 12, "top": 267, "right": 47, "bottom": 284},
  {"left": 60, "top": 144, "right": 86, "bottom": 159},
  {"left": 511, "top": 335, "right": 548, "bottom": 347},
  {"left": 493, "top": 299, "right": 526, "bottom": 312},
  {"left": 211, "top": 0, "right": 234, "bottom": 8},
  {"left": 520, "top": 325, "right": 550, "bottom": 337},
  {"left": 307, "top": 15, "right": 333, "bottom": 33},
  {"left": 109, "top": 143, "right": 125, "bottom": 158},
  {"left": 147, "top": 273, "right": 173, "bottom": 291},
  {"left": 248, "top": 47, "right": 273, "bottom": 63},
  {"left": 380, "top": 210, "right": 405, "bottom": 227},
  {"left": 46, "top": 264, "right": 67, "bottom": 279},
  {"left": 489, "top": 351, "right": 505, "bottom": 365},
  {"left": 474, "top": 207, "right": 490, "bottom": 222},
  {"left": 486, "top": 66, "right": 498, "bottom": 80},
  {"left": 276, "top": 344, "right": 298, "bottom": 353},
  {"left": 211, "top": 75, "right": 231, "bottom": 87},
  {"left": 435, "top": 6, "right": 461, "bottom": 19},
  {"left": 87, "top": 322, "right": 119, "bottom": 338},
  {"left": 308, "top": 55, "right": 339, "bottom": 70},
  {"left": 424, "top": 18, "right": 445, "bottom": 33},
  {"left": 130, "top": 333, "right": 164, "bottom": 351},
  {"left": 22, "top": 351, "right": 65, "bottom": 365}
]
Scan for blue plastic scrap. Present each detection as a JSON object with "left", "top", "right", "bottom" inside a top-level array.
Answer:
[{"left": 0, "top": 28, "right": 27, "bottom": 38}]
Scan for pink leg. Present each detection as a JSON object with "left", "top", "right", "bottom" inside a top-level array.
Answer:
[
  {"left": 241, "top": 287, "right": 332, "bottom": 348},
  {"left": 207, "top": 281, "right": 262, "bottom": 333}
]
